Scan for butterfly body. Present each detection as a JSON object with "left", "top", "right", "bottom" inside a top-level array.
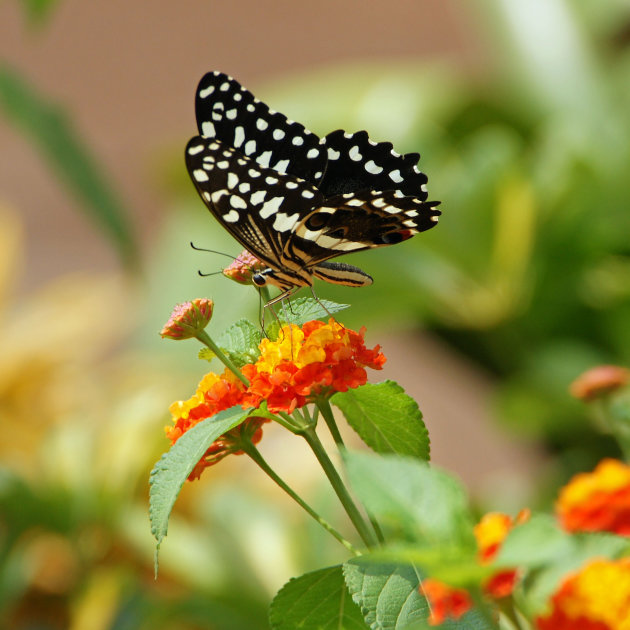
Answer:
[{"left": 186, "top": 71, "right": 441, "bottom": 299}]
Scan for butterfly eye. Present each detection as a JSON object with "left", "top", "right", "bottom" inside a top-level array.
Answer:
[
  {"left": 305, "top": 213, "right": 332, "bottom": 231},
  {"left": 252, "top": 273, "right": 268, "bottom": 287}
]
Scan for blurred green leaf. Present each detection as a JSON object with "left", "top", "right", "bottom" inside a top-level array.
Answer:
[
  {"left": 21, "top": 0, "right": 59, "bottom": 26},
  {"left": 149, "top": 406, "right": 249, "bottom": 552},
  {"left": 200, "top": 318, "right": 262, "bottom": 366},
  {"left": 0, "top": 64, "right": 137, "bottom": 268},
  {"left": 343, "top": 451, "right": 474, "bottom": 546},
  {"left": 332, "top": 381, "right": 430, "bottom": 461},
  {"left": 269, "top": 566, "right": 366, "bottom": 630}
]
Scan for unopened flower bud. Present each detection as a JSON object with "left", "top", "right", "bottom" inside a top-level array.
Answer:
[
  {"left": 570, "top": 365, "right": 630, "bottom": 401},
  {"left": 223, "top": 250, "right": 266, "bottom": 285},
  {"left": 160, "top": 298, "right": 214, "bottom": 340}
]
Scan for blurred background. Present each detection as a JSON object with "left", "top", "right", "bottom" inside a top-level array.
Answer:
[{"left": 2, "top": 0, "right": 630, "bottom": 628}]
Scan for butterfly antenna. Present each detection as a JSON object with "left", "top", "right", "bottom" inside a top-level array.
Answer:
[
  {"left": 197, "top": 269, "right": 225, "bottom": 277},
  {"left": 309, "top": 286, "right": 339, "bottom": 326},
  {"left": 190, "top": 242, "right": 238, "bottom": 260}
]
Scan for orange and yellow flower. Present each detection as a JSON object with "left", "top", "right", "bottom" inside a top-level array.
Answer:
[
  {"left": 166, "top": 319, "right": 385, "bottom": 478},
  {"left": 556, "top": 459, "right": 630, "bottom": 536},
  {"left": 474, "top": 509, "right": 530, "bottom": 598},
  {"left": 570, "top": 365, "right": 629, "bottom": 401},
  {"left": 422, "top": 578, "right": 472, "bottom": 626},
  {"left": 421, "top": 510, "right": 529, "bottom": 624},
  {"left": 537, "top": 558, "right": 630, "bottom": 630}
]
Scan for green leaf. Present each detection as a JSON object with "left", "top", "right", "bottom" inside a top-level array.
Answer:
[
  {"left": 272, "top": 297, "right": 350, "bottom": 327},
  {"left": 343, "top": 559, "right": 427, "bottom": 629},
  {"left": 199, "top": 319, "right": 262, "bottom": 366},
  {"left": 149, "top": 406, "right": 249, "bottom": 550},
  {"left": 0, "top": 65, "right": 137, "bottom": 267},
  {"left": 332, "top": 382, "right": 429, "bottom": 461},
  {"left": 269, "top": 565, "right": 366, "bottom": 630},
  {"left": 344, "top": 558, "right": 497, "bottom": 630},
  {"left": 343, "top": 451, "right": 474, "bottom": 546}
]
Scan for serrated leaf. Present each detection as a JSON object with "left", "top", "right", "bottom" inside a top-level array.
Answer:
[
  {"left": 344, "top": 558, "right": 497, "bottom": 630},
  {"left": 272, "top": 297, "right": 350, "bottom": 327},
  {"left": 269, "top": 566, "right": 366, "bottom": 630},
  {"left": 332, "top": 382, "right": 429, "bottom": 461},
  {"left": 343, "top": 559, "right": 428, "bottom": 629},
  {"left": 217, "top": 318, "right": 262, "bottom": 357},
  {"left": 0, "top": 64, "right": 136, "bottom": 267},
  {"left": 343, "top": 451, "right": 474, "bottom": 547},
  {"left": 149, "top": 406, "right": 249, "bottom": 550}
]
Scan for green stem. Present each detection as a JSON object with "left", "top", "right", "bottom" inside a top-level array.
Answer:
[
  {"left": 318, "top": 398, "right": 386, "bottom": 545},
  {"left": 301, "top": 426, "right": 377, "bottom": 549},
  {"left": 242, "top": 442, "right": 360, "bottom": 556},
  {"left": 318, "top": 397, "right": 345, "bottom": 448},
  {"left": 194, "top": 329, "right": 249, "bottom": 386}
]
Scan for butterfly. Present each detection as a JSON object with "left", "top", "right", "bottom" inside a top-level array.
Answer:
[{"left": 185, "top": 71, "right": 441, "bottom": 305}]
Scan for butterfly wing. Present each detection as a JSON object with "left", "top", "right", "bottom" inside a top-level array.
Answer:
[
  {"left": 194, "top": 71, "right": 327, "bottom": 183},
  {"left": 284, "top": 190, "right": 440, "bottom": 268},
  {"left": 185, "top": 135, "right": 325, "bottom": 272},
  {"left": 319, "top": 129, "right": 429, "bottom": 199}
]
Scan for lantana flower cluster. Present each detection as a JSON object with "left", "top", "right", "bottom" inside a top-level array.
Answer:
[
  {"left": 165, "top": 319, "right": 385, "bottom": 479},
  {"left": 422, "top": 510, "right": 529, "bottom": 625}
]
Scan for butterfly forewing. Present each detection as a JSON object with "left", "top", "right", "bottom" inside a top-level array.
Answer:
[
  {"left": 319, "top": 129, "right": 429, "bottom": 199},
  {"left": 195, "top": 71, "right": 327, "bottom": 184},
  {"left": 185, "top": 136, "right": 325, "bottom": 270}
]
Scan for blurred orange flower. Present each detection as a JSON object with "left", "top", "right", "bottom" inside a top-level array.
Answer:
[
  {"left": 537, "top": 558, "right": 630, "bottom": 630},
  {"left": 422, "top": 578, "right": 472, "bottom": 626},
  {"left": 570, "top": 365, "right": 629, "bottom": 401},
  {"left": 556, "top": 459, "right": 630, "bottom": 535}
]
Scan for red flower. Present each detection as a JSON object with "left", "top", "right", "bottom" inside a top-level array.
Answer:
[
  {"left": 422, "top": 578, "right": 472, "bottom": 625},
  {"left": 556, "top": 459, "right": 630, "bottom": 535},
  {"left": 570, "top": 365, "right": 629, "bottom": 401}
]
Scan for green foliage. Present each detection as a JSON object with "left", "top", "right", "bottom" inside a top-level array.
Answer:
[
  {"left": 332, "top": 382, "right": 430, "bottom": 461},
  {"left": 20, "top": 0, "right": 59, "bottom": 25},
  {"left": 200, "top": 318, "right": 263, "bottom": 366},
  {"left": 343, "top": 451, "right": 475, "bottom": 547},
  {"left": 0, "top": 64, "right": 137, "bottom": 268},
  {"left": 269, "top": 566, "right": 365, "bottom": 630},
  {"left": 149, "top": 406, "right": 251, "bottom": 550},
  {"left": 265, "top": 297, "right": 350, "bottom": 339}
]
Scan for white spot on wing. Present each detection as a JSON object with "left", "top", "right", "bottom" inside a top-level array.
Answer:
[
  {"left": 223, "top": 210, "right": 239, "bottom": 222},
  {"left": 273, "top": 128, "right": 286, "bottom": 140},
  {"left": 275, "top": 159, "right": 290, "bottom": 172},
  {"left": 244, "top": 140, "right": 256, "bottom": 155},
  {"left": 346, "top": 198, "right": 363, "bottom": 207},
  {"left": 389, "top": 169, "right": 403, "bottom": 183},
  {"left": 201, "top": 121, "right": 216, "bottom": 137},
  {"left": 307, "top": 148, "right": 319, "bottom": 159},
  {"left": 349, "top": 146, "right": 362, "bottom": 161},
  {"left": 250, "top": 190, "right": 266, "bottom": 205},
  {"left": 226, "top": 109, "right": 237, "bottom": 120},
  {"left": 302, "top": 190, "right": 315, "bottom": 199},
  {"left": 217, "top": 161, "right": 229, "bottom": 169},
  {"left": 188, "top": 144, "right": 204, "bottom": 155},
  {"left": 220, "top": 81, "right": 230, "bottom": 91},
  {"left": 234, "top": 126, "right": 245, "bottom": 147},
  {"left": 193, "top": 169, "right": 209, "bottom": 182},
  {"left": 256, "top": 118, "right": 269, "bottom": 130},
  {"left": 292, "top": 136, "right": 304, "bottom": 146},
  {"left": 266, "top": 176, "right": 278, "bottom": 185},
  {"left": 327, "top": 148, "right": 340, "bottom": 160},
  {"left": 199, "top": 85, "right": 215, "bottom": 98},
  {"left": 230, "top": 195, "right": 247, "bottom": 209},
  {"left": 260, "top": 196, "right": 284, "bottom": 218},
  {"left": 285, "top": 181, "right": 298, "bottom": 189},
  {"left": 258, "top": 150, "right": 273, "bottom": 168},
  {"left": 365, "top": 160, "right": 383, "bottom": 174},
  {"left": 249, "top": 168, "right": 260, "bottom": 178},
  {"left": 227, "top": 173, "right": 239, "bottom": 189},
  {"left": 273, "top": 211, "right": 299, "bottom": 232}
]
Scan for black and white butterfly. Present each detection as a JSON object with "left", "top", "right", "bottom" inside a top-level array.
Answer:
[{"left": 185, "top": 71, "right": 441, "bottom": 305}]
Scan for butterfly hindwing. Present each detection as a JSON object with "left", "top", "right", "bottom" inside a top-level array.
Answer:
[
  {"left": 319, "top": 129, "right": 429, "bottom": 199},
  {"left": 285, "top": 190, "right": 440, "bottom": 267},
  {"left": 185, "top": 135, "right": 325, "bottom": 270},
  {"left": 194, "top": 71, "right": 327, "bottom": 184}
]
